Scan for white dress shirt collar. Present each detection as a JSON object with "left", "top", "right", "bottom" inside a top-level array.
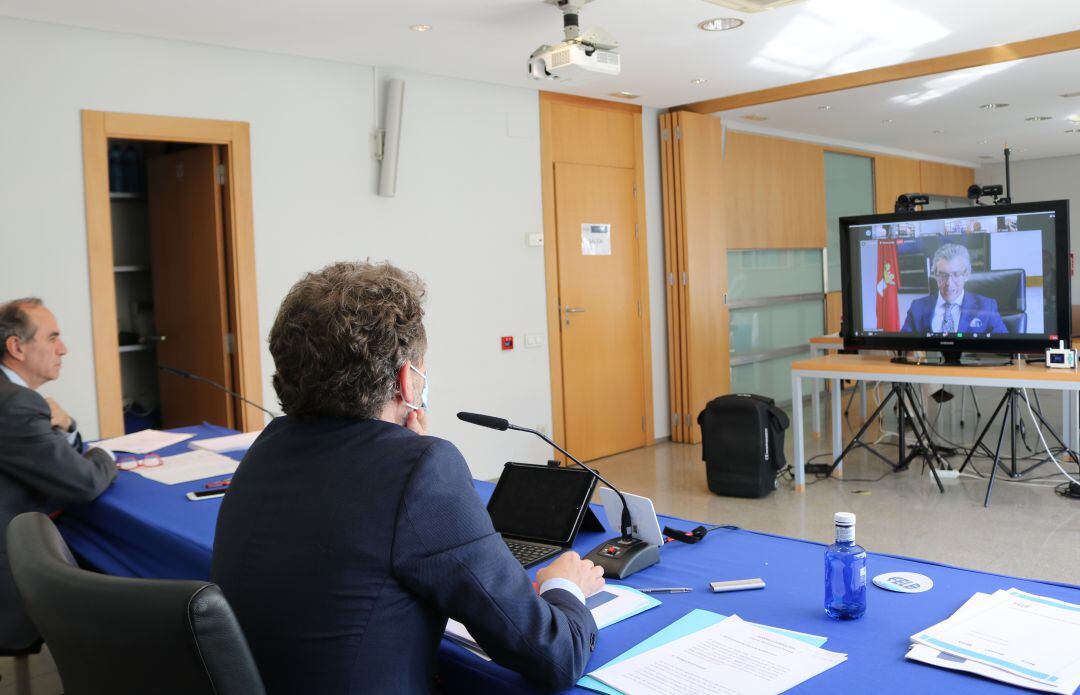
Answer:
[{"left": 0, "top": 364, "right": 28, "bottom": 389}]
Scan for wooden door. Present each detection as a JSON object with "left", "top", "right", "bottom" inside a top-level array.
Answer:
[
  {"left": 147, "top": 146, "right": 234, "bottom": 428},
  {"left": 554, "top": 162, "right": 646, "bottom": 461}
]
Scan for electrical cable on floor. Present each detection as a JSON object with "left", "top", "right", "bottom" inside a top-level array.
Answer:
[{"left": 1020, "top": 388, "right": 1080, "bottom": 487}]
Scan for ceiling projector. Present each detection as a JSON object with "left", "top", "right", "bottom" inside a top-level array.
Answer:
[{"left": 528, "top": 0, "right": 620, "bottom": 82}]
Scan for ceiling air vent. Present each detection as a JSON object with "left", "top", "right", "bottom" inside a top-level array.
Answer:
[{"left": 702, "top": 0, "right": 806, "bottom": 12}]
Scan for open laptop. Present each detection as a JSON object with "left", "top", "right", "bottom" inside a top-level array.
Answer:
[{"left": 486, "top": 462, "right": 598, "bottom": 568}]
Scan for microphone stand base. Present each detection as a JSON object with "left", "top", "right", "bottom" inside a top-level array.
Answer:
[{"left": 584, "top": 536, "right": 660, "bottom": 579}]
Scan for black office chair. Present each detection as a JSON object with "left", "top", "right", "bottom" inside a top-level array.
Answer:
[
  {"left": 966, "top": 268, "right": 1027, "bottom": 334},
  {"left": 5, "top": 512, "right": 265, "bottom": 695}
]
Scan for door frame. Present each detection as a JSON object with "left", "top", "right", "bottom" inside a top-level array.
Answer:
[
  {"left": 539, "top": 92, "right": 655, "bottom": 454},
  {"left": 81, "top": 110, "right": 263, "bottom": 437}
]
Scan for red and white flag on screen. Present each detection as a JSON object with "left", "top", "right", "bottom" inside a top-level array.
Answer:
[{"left": 876, "top": 240, "right": 900, "bottom": 331}]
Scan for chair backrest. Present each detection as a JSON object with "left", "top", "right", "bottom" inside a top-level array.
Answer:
[
  {"left": 966, "top": 269, "right": 1026, "bottom": 315},
  {"left": 5, "top": 513, "right": 265, "bottom": 695}
]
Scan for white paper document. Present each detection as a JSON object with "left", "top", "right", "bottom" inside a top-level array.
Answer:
[
  {"left": 911, "top": 588, "right": 1080, "bottom": 693},
  {"left": 189, "top": 430, "right": 261, "bottom": 453},
  {"left": 906, "top": 644, "right": 1067, "bottom": 694},
  {"left": 133, "top": 450, "right": 239, "bottom": 485},
  {"left": 94, "top": 429, "right": 195, "bottom": 454},
  {"left": 444, "top": 584, "right": 659, "bottom": 660},
  {"left": 588, "top": 615, "right": 846, "bottom": 695}
]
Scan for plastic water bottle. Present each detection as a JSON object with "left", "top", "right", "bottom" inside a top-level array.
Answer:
[{"left": 824, "top": 512, "right": 867, "bottom": 620}]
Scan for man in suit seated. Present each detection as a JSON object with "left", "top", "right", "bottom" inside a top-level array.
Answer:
[
  {"left": 0, "top": 298, "right": 117, "bottom": 651},
  {"left": 900, "top": 243, "right": 1009, "bottom": 335},
  {"left": 212, "top": 261, "right": 605, "bottom": 694}
]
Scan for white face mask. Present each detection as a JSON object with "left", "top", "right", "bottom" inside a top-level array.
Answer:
[{"left": 402, "top": 363, "right": 428, "bottom": 411}]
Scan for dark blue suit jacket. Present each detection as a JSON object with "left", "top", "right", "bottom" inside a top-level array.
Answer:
[
  {"left": 211, "top": 417, "right": 597, "bottom": 694},
  {"left": 900, "top": 292, "right": 1009, "bottom": 334}
]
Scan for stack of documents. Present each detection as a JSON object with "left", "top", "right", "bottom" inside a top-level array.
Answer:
[
  {"left": 132, "top": 450, "right": 240, "bottom": 485},
  {"left": 94, "top": 429, "right": 194, "bottom": 454},
  {"left": 583, "top": 611, "right": 844, "bottom": 695},
  {"left": 188, "top": 430, "right": 261, "bottom": 453},
  {"left": 907, "top": 588, "right": 1080, "bottom": 693},
  {"left": 445, "top": 584, "right": 660, "bottom": 661}
]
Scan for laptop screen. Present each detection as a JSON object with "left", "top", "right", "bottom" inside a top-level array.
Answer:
[{"left": 487, "top": 463, "right": 596, "bottom": 546}]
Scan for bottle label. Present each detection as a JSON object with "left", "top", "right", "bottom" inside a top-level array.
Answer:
[{"left": 836, "top": 525, "right": 854, "bottom": 543}]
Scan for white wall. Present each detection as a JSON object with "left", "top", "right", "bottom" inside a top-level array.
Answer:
[
  {"left": 979, "top": 155, "right": 1080, "bottom": 303},
  {"left": 0, "top": 18, "right": 670, "bottom": 477},
  {"left": 641, "top": 108, "right": 670, "bottom": 440}
]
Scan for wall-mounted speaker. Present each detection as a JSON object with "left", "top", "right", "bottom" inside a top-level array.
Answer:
[{"left": 378, "top": 78, "right": 405, "bottom": 197}]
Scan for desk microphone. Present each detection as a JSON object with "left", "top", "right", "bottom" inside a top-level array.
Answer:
[
  {"left": 457, "top": 411, "right": 659, "bottom": 579},
  {"left": 158, "top": 364, "right": 278, "bottom": 419}
]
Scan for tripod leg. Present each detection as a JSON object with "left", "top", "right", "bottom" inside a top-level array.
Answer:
[
  {"left": 824, "top": 386, "right": 897, "bottom": 478},
  {"left": 958, "top": 391, "right": 1009, "bottom": 473},
  {"left": 971, "top": 386, "right": 981, "bottom": 419},
  {"left": 984, "top": 398, "right": 1011, "bottom": 508},
  {"left": 1010, "top": 389, "right": 1019, "bottom": 477},
  {"left": 900, "top": 385, "right": 945, "bottom": 493}
]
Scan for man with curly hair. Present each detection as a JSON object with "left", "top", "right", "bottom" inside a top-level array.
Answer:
[{"left": 212, "top": 261, "right": 603, "bottom": 694}]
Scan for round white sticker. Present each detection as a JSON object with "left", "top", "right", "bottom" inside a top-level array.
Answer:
[{"left": 873, "top": 571, "right": 933, "bottom": 593}]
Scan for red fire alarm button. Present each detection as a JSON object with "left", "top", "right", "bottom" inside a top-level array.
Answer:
[{"left": 501, "top": 336, "right": 514, "bottom": 350}]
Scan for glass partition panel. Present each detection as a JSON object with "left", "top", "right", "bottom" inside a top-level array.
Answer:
[
  {"left": 728, "top": 249, "right": 823, "bottom": 301},
  {"left": 731, "top": 351, "right": 811, "bottom": 405},
  {"left": 825, "top": 152, "right": 874, "bottom": 293},
  {"left": 730, "top": 300, "right": 825, "bottom": 354}
]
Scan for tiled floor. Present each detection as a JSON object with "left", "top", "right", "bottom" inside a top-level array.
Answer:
[
  {"left": 4, "top": 385, "right": 1078, "bottom": 692},
  {"left": 590, "top": 386, "right": 1080, "bottom": 585}
]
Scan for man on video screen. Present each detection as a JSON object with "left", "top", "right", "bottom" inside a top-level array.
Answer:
[{"left": 900, "top": 243, "right": 1008, "bottom": 335}]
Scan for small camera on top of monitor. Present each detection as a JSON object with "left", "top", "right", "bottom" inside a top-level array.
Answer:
[
  {"left": 894, "top": 193, "right": 930, "bottom": 213},
  {"left": 968, "top": 184, "right": 1010, "bottom": 206}
]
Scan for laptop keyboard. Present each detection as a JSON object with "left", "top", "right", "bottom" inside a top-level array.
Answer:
[{"left": 504, "top": 539, "right": 560, "bottom": 567}]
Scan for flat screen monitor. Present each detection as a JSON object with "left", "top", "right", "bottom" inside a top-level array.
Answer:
[{"left": 839, "top": 200, "right": 1070, "bottom": 359}]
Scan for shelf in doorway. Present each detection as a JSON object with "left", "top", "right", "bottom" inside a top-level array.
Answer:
[{"left": 118, "top": 344, "right": 154, "bottom": 354}]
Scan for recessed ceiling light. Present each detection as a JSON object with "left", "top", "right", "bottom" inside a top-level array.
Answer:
[
  {"left": 690, "top": 78, "right": 708, "bottom": 85},
  {"left": 932, "top": 129, "right": 944, "bottom": 134},
  {"left": 978, "top": 155, "right": 994, "bottom": 160},
  {"left": 740, "top": 114, "right": 768, "bottom": 121},
  {"left": 1068, "top": 114, "right": 1080, "bottom": 123},
  {"left": 881, "top": 119, "right": 894, "bottom": 124},
  {"left": 977, "top": 139, "right": 990, "bottom": 144},
  {"left": 818, "top": 105, "right": 832, "bottom": 111},
  {"left": 979, "top": 103, "right": 1009, "bottom": 110},
  {"left": 611, "top": 91, "right": 640, "bottom": 99},
  {"left": 409, "top": 24, "right": 432, "bottom": 32},
  {"left": 1059, "top": 92, "right": 1080, "bottom": 98},
  {"left": 1025, "top": 116, "right": 1053, "bottom": 121},
  {"left": 698, "top": 18, "right": 744, "bottom": 31}
]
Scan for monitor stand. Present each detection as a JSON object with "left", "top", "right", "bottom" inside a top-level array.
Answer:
[{"left": 890, "top": 351, "right": 1013, "bottom": 367}]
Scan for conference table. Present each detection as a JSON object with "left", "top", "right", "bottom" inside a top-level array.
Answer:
[{"left": 60, "top": 424, "right": 1080, "bottom": 694}]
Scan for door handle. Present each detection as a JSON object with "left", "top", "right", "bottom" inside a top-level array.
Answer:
[{"left": 563, "top": 307, "right": 587, "bottom": 314}]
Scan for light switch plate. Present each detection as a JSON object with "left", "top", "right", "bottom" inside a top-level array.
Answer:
[{"left": 525, "top": 333, "right": 545, "bottom": 348}]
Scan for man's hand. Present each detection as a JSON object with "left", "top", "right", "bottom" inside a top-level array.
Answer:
[
  {"left": 46, "top": 397, "right": 73, "bottom": 432},
  {"left": 536, "top": 551, "right": 605, "bottom": 598},
  {"left": 405, "top": 408, "right": 427, "bottom": 436}
]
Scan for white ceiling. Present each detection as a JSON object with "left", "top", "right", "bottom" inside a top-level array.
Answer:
[
  {"left": 1, "top": 0, "right": 1079, "bottom": 109},
  {"left": 720, "top": 50, "right": 1080, "bottom": 165}
]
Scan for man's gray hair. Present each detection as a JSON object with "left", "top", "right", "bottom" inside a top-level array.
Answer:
[
  {"left": 0, "top": 297, "right": 44, "bottom": 357},
  {"left": 932, "top": 243, "right": 971, "bottom": 273}
]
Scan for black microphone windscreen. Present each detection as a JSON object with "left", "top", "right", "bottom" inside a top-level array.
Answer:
[{"left": 457, "top": 412, "right": 510, "bottom": 431}]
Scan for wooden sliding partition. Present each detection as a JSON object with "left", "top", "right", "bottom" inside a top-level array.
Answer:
[{"left": 661, "top": 111, "right": 731, "bottom": 443}]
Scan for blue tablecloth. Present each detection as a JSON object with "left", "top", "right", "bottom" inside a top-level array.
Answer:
[{"left": 61, "top": 424, "right": 1080, "bottom": 694}]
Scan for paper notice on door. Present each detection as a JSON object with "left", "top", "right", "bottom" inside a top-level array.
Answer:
[{"left": 582, "top": 223, "right": 612, "bottom": 255}]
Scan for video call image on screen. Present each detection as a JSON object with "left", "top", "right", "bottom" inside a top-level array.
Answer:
[{"left": 848, "top": 210, "right": 1060, "bottom": 340}]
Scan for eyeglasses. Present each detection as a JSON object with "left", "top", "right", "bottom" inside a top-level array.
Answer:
[
  {"left": 116, "top": 453, "right": 163, "bottom": 471},
  {"left": 933, "top": 271, "right": 968, "bottom": 281}
]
